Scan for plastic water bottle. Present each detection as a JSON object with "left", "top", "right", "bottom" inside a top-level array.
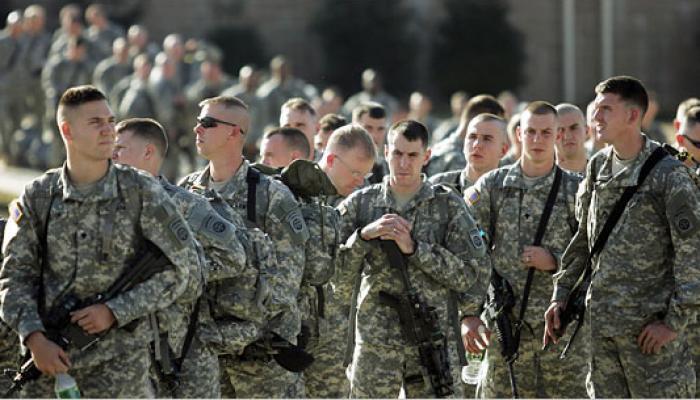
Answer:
[
  {"left": 54, "top": 373, "right": 80, "bottom": 398},
  {"left": 461, "top": 351, "right": 485, "bottom": 385}
]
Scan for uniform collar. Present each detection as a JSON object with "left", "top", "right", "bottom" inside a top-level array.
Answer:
[
  {"left": 59, "top": 160, "right": 119, "bottom": 202},
  {"left": 501, "top": 161, "right": 558, "bottom": 190},
  {"left": 596, "top": 134, "right": 655, "bottom": 188},
  {"left": 375, "top": 174, "right": 436, "bottom": 212}
]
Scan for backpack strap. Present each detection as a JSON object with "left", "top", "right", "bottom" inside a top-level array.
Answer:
[{"left": 246, "top": 167, "right": 261, "bottom": 225}]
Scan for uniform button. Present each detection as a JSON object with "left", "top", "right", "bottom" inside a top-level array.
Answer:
[{"left": 78, "top": 230, "right": 88, "bottom": 240}]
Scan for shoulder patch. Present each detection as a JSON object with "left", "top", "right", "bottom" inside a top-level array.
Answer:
[
  {"left": 9, "top": 200, "right": 23, "bottom": 223},
  {"left": 168, "top": 217, "right": 191, "bottom": 245},
  {"left": 468, "top": 227, "right": 485, "bottom": 249},
  {"left": 285, "top": 209, "right": 306, "bottom": 235},
  {"left": 465, "top": 187, "right": 480, "bottom": 206},
  {"left": 671, "top": 205, "right": 698, "bottom": 239}
]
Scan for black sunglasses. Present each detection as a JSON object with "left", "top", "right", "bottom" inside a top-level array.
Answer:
[
  {"left": 683, "top": 134, "right": 700, "bottom": 148},
  {"left": 197, "top": 116, "right": 238, "bottom": 129}
]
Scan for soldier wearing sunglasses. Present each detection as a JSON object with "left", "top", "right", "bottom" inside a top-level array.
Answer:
[{"left": 675, "top": 105, "right": 700, "bottom": 173}]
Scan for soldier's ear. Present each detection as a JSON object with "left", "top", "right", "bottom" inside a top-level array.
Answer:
[
  {"left": 59, "top": 120, "right": 72, "bottom": 142},
  {"left": 144, "top": 143, "right": 155, "bottom": 160}
]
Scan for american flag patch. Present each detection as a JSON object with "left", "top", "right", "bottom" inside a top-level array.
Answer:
[
  {"left": 9, "top": 200, "right": 23, "bottom": 223},
  {"left": 465, "top": 188, "right": 480, "bottom": 206}
]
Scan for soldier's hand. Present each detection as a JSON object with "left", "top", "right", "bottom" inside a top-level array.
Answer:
[
  {"left": 25, "top": 331, "right": 71, "bottom": 376},
  {"left": 377, "top": 215, "right": 414, "bottom": 254},
  {"left": 361, "top": 214, "right": 411, "bottom": 241},
  {"left": 543, "top": 301, "right": 563, "bottom": 348},
  {"left": 637, "top": 321, "right": 678, "bottom": 354},
  {"left": 521, "top": 246, "right": 556, "bottom": 272},
  {"left": 70, "top": 304, "right": 116, "bottom": 334},
  {"left": 461, "top": 316, "right": 490, "bottom": 354}
]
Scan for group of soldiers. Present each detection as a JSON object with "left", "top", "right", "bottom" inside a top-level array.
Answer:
[{"left": 2, "top": 7, "right": 700, "bottom": 400}]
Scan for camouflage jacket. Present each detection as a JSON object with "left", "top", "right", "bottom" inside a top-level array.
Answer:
[
  {"left": 336, "top": 178, "right": 488, "bottom": 346},
  {"left": 0, "top": 163, "right": 198, "bottom": 368},
  {"left": 553, "top": 136, "right": 700, "bottom": 337},
  {"left": 425, "top": 133, "right": 466, "bottom": 177},
  {"left": 429, "top": 169, "right": 473, "bottom": 195},
  {"left": 179, "top": 160, "right": 309, "bottom": 344},
  {"left": 465, "top": 162, "right": 580, "bottom": 329}
]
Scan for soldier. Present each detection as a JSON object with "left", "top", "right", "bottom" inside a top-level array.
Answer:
[
  {"left": 336, "top": 120, "right": 488, "bottom": 397},
  {"left": 430, "top": 113, "right": 509, "bottom": 195},
  {"left": 0, "top": 10, "right": 27, "bottom": 157},
  {"left": 259, "top": 127, "right": 310, "bottom": 168},
  {"left": 314, "top": 113, "right": 347, "bottom": 155},
  {"left": 674, "top": 99, "right": 700, "bottom": 171},
  {"left": 304, "top": 124, "right": 376, "bottom": 398},
  {"left": 352, "top": 102, "right": 388, "bottom": 184},
  {"left": 185, "top": 56, "right": 233, "bottom": 109},
  {"left": 0, "top": 85, "right": 198, "bottom": 397},
  {"left": 222, "top": 65, "right": 266, "bottom": 160},
  {"left": 117, "top": 54, "right": 155, "bottom": 120},
  {"left": 555, "top": 103, "right": 588, "bottom": 174},
  {"left": 84, "top": 4, "right": 124, "bottom": 62},
  {"left": 544, "top": 76, "right": 700, "bottom": 398},
  {"left": 112, "top": 117, "right": 249, "bottom": 398},
  {"left": 426, "top": 94, "right": 505, "bottom": 177},
  {"left": 257, "top": 55, "right": 316, "bottom": 127},
  {"left": 0, "top": 217, "right": 19, "bottom": 395},
  {"left": 93, "top": 37, "right": 132, "bottom": 98},
  {"left": 179, "top": 95, "right": 309, "bottom": 398},
  {"left": 22, "top": 5, "right": 52, "bottom": 126},
  {"left": 342, "top": 68, "right": 399, "bottom": 120},
  {"left": 432, "top": 91, "right": 468, "bottom": 145},
  {"left": 280, "top": 98, "right": 319, "bottom": 161},
  {"left": 463, "top": 101, "right": 587, "bottom": 398}
]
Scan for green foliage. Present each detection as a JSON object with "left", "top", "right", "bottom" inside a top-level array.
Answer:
[
  {"left": 431, "top": 0, "right": 525, "bottom": 97},
  {"left": 310, "top": 0, "right": 416, "bottom": 98},
  {"left": 205, "top": 26, "right": 267, "bottom": 76}
]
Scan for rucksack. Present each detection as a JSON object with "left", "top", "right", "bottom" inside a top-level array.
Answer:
[{"left": 248, "top": 160, "right": 340, "bottom": 287}]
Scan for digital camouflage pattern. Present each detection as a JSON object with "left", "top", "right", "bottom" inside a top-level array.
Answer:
[
  {"left": 336, "top": 178, "right": 489, "bottom": 397},
  {"left": 180, "top": 159, "right": 308, "bottom": 398},
  {"left": 429, "top": 169, "right": 473, "bottom": 196},
  {"left": 425, "top": 134, "right": 466, "bottom": 177},
  {"left": 553, "top": 136, "right": 700, "bottom": 397},
  {"left": 465, "top": 162, "right": 588, "bottom": 398},
  {"left": 149, "top": 176, "right": 249, "bottom": 398},
  {"left": 0, "top": 163, "right": 198, "bottom": 397}
]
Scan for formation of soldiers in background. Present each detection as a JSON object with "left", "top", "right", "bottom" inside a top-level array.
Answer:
[{"left": 2, "top": 3, "right": 700, "bottom": 400}]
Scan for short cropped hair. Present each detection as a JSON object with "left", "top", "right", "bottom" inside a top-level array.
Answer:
[
  {"left": 199, "top": 95, "right": 248, "bottom": 111},
  {"left": 59, "top": 85, "right": 106, "bottom": 108},
  {"left": 352, "top": 102, "right": 386, "bottom": 122},
  {"left": 282, "top": 97, "right": 316, "bottom": 116},
  {"left": 264, "top": 127, "right": 310, "bottom": 159},
  {"left": 319, "top": 113, "right": 347, "bottom": 132},
  {"left": 524, "top": 101, "right": 558, "bottom": 117},
  {"left": 684, "top": 106, "right": 700, "bottom": 129},
  {"left": 326, "top": 124, "right": 376, "bottom": 160},
  {"left": 595, "top": 75, "right": 648, "bottom": 115},
  {"left": 388, "top": 120, "right": 429, "bottom": 148},
  {"left": 676, "top": 97, "right": 700, "bottom": 122},
  {"left": 556, "top": 103, "right": 585, "bottom": 121},
  {"left": 460, "top": 94, "right": 505, "bottom": 126},
  {"left": 115, "top": 118, "right": 168, "bottom": 158}
]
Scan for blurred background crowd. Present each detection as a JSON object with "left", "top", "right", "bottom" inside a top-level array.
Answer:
[{"left": 0, "top": 0, "right": 697, "bottom": 179}]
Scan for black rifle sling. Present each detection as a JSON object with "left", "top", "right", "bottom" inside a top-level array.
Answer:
[
  {"left": 174, "top": 298, "right": 201, "bottom": 372},
  {"left": 245, "top": 167, "right": 261, "bottom": 225},
  {"left": 513, "top": 167, "right": 562, "bottom": 348},
  {"left": 574, "top": 146, "right": 667, "bottom": 292}
]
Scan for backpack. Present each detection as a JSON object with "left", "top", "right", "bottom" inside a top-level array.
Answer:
[{"left": 248, "top": 160, "right": 340, "bottom": 287}]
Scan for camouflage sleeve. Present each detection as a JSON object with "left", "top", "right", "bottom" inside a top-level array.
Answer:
[
  {"left": 0, "top": 194, "right": 47, "bottom": 342},
  {"left": 105, "top": 181, "right": 198, "bottom": 327},
  {"left": 335, "top": 193, "right": 372, "bottom": 289},
  {"left": 552, "top": 166, "right": 593, "bottom": 303},
  {"left": 463, "top": 173, "right": 494, "bottom": 241},
  {"left": 408, "top": 195, "right": 489, "bottom": 310},
  {"left": 660, "top": 168, "right": 700, "bottom": 333},
  {"left": 264, "top": 181, "right": 308, "bottom": 342}
]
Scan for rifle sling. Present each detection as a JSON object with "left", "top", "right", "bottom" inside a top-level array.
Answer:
[
  {"left": 513, "top": 167, "right": 562, "bottom": 348},
  {"left": 573, "top": 146, "right": 667, "bottom": 294}
]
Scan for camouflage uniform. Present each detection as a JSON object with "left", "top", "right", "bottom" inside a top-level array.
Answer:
[
  {"left": 149, "top": 176, "right": 248, "bottom": 398},
  {"left": 0, "top": 163, "right": 198, "bottom": 398},
  {"left": 464, "top": 162, "right": 587, "bottom": 398},
  {"left": 336, "top": 177, "right": 489, "bottom": 398},
  {"left": 180, "top": 160, "right": 308, "bottom": 398},
  {"left": 86, "top": 23, "right": 124, "bottom": 61},
  {"left": 0, "top": 30, "right": 27, "bottom": 155},
  {"left": 41, "top": 55, "right": 94, "bottom": 125},
  {"left": 256, "top": 77, "right": 315, "bottom": 127},
  {"left": 0, "top": 218, "right": 20, "bottom": 395},
  {"left": 22, "top": 29, "right": 52, "bottom": 123},
  {"left": 429, "top": 169, "right": 473, "bottom": 195},
  {"left": 552, "top": 136, "right": 700, "bottom": 398},
  {"left": 425, "top": 133, "right": 466, "bottom": 177},
  {"left": 92, "top": 57, "right": 132, "bottom": 98},
  {"left": 117, "top": 78, "right": 157, "bottom": 120}
]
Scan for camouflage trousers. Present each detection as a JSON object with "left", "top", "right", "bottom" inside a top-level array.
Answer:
[
  {"left": 478, "top": 321, "right": 589, "bottom": 398},
  {"left": 303, "top": 298, "right": 351, "bottom": 398},
  {"left": 21, "top": 346, "right": 153, "bottom": 398},
  {"left": 348, "top": 340, "right": 460, "bottom": 398},
  {"left": 588, "top": 333, "right": 695, "bottom": 398},
  {"left": 150, "top": 337, "right": 220, "bottom": 398},
  {"left": 219, "top": 354, "right": 304, "bottom": 398},
  {"left": 687, "top": 320, "right": 700, "bottom": 395}
]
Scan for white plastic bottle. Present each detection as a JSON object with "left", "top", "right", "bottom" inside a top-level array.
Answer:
[{"left": 54, "top": 373, "right": 81, "bottom": 398}]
